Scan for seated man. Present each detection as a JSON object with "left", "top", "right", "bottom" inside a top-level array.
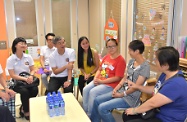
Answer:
[
  {"left": 48, "top": 36, "right": 76, "bottom": 93},
  {"left": 0, "top": 64, "right": 16, "bottom": 119},
  {"left": 40, "top": 33, "right": 56, "bottom": 95}
]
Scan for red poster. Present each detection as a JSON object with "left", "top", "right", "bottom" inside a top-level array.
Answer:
[{"left": 104, "top": 18, "right": 118, "bottom": 41}]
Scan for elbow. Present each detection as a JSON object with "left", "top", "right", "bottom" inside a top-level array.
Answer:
[{"left": 53, "top": 71, "right": 58, "bottom": 75}]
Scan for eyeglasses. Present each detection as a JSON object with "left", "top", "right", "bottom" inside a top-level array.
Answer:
[
  {"left": 57, "top": 41, "right": 66, "bottom": 45},
  {"left": 106, "top": 45, "right": 116, "bottom": 49},
  {"left": 47, "top": 39, "right": 53, "bottom": 42},
  {"left": 18, "top": 42, "right": 27, "bottom": 46}
]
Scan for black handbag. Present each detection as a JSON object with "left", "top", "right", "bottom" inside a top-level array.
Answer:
[
  {"left": 13, "top": 72, "right": 40, "bottom": 88},
  {"left": 141, "top": 108, "right": 160, "bottom": 119}
]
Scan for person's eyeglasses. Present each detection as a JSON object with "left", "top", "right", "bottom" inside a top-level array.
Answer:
[
  {"left": 57, "top": 41, "right": 66, "bottom": 45},
  {"left": 18, "top": 42, "right": 27, "bottom": 46},
  {"left": 47, "top": 39, "right": 53, "bottom": 42},
  {"left": 106, "top": 45, "right": 116, "bottom": 49}
]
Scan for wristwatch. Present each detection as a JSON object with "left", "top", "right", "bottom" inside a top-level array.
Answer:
[{"left": 68, "top": 80, "right": 71, "bottom": 82}]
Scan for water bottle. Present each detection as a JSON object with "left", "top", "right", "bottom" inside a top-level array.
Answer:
[
  {"left": 57, "top": 92, "right": 65, "bottom": 115},
  {"left": 54, "top": 97, "right": 60, "bottom": 116},
  {"left": 49, "top": 101, "right": 55, "bottom": 117}
]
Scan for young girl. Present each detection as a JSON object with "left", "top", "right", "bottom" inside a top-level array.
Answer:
[{"left": 77, "top": 36, "right": 99, "bottom": 95}]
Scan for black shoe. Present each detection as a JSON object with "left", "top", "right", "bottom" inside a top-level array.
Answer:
[
  {"left": 24, "top": 115, "right": 30, "bottom": 120},
  {"left": 45, "top": 90, "right": 48, "bottom": 95},
  {"left": 19, "top": 105, "right": 24, "bottom": 118}
]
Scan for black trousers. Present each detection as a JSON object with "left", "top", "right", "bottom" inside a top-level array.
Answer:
[
  {"left": 122, "top": 113, "right": 162, "bottom": 122},
  {"left": 78, "top": 75, "right": 94, "bottom": 95},
  {"left": 0, "top": 106, "right": 15, "bottom": 122},
  {"left": 48, "top": 76, "right": 74, "bottom": 93},
  {"left": 13, "top": 86, "right": 38, "bottom": 112}
]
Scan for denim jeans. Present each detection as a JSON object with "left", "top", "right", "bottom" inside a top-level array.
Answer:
[
  {"left": 82, "top": 81, "right": 113, "bottom": 117},
  {"left": 90, "top": 91, "right": 130, "bottom": 122},
  {"left": 41, "top": 73, "right": 50, "bottom": 90}
]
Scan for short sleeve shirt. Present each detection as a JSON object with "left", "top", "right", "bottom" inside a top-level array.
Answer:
[
  {"left": 49, "top": 48, "right": 76, "bottom": 77},
  {"left": 99, "top": 54, "right": 126, "bottom": 88},
  {"left": 123, "top": 59, "right": 150, "bottom": 107},
  {"left": 156, "top": 71, "right": 187, "bottom": 122},
  {"left": 40, "top": 46, "right": 56, "bottom": 66},
  {"left": 6, "top": 54, "right": 34, "bottom": 75},
  {"left": 0, "top": 64, "right": 3, "bottom": 74}
]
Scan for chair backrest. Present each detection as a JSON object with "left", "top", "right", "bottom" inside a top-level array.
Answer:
[{"left": 140, "top": 77, "right": 157, "bottom": 102}]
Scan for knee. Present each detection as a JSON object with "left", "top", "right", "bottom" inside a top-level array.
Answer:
[
  {"left": 98, "top": 103, "right": 109, "bottom": 114},
  {"left": 41, "top": 74, "right": 47, "bottom": 79}
]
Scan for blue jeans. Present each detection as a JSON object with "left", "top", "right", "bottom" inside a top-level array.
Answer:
[
  {"left": 82, "top": 81, "right": 113, "bottom": 117},
  {"left": 90, "top": 91, "right": 130, "bottom": 122}
]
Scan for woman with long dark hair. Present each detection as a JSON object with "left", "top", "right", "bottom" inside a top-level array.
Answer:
[{"left": 77, "top": 36, "right": 100, "bottom": 95}]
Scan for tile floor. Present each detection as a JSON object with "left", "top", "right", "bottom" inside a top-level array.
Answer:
[{"left": 15, "top": 86, "right": 123, "bottom": 122}]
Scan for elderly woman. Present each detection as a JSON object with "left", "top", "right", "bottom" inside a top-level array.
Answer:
[
  {"left": 6, "top": 37, "right": 38, "bottom": 120},
  {"left": 124, "top": 46, "right": 187, "bottom": 122}
]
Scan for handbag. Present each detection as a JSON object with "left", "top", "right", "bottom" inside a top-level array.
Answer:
[
  {"left": 13, "top": 72, "right": 40, "bottom": 88},
  {"left": 141, "top": 106, "right": 160, "bottom": 119}
]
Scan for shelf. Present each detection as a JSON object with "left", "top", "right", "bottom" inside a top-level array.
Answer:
[
  {"left": 179, "top": 58, "right": 187, "bottom": 80},
  {"left": 179, "top": 58, "right": 187, "bottom": 68}
]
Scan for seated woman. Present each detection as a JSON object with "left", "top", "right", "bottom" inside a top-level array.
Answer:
[
  {"left": 6, "top": 37, "right": 38, "bottom": 120},
  {"left": 77, "top": 36, "right": 100, "bottom": 95},
  {"left": 90, "top": 40, "right": 150, "bottom": 122},
  {"left": 82, "top": 38, "right": 126, "bottom": 117},
  {"left": 124, "top": 46, "right": 187, "bottom": 122}
]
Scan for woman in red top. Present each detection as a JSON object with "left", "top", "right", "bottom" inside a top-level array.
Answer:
[{"left": 82, "top": 38, "right": 126, "bottom": 117}]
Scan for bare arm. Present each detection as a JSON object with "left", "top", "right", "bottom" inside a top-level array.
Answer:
[
  {"left": 128, "top": 78, "right": 155, "bottom": 95},
  {"left": 40, "top": 55, "right": 45, "bottom": 68},
  {"left": 8, "top": 69, "right": 27, "bottom": 82},
  {"left": 100, "top": 76, "right": 123, "bottom": 84},
  {"left": 112, "top": 75, "right": 147, "bottom": 98},
  {"left": 90, "top": 50, "right": 100, "bottom": 74},
  {"left": 51, "top": 63, "right": 73, "bottom": 75},
  {"left": 0, "top": 73, "right": 8, "bottom": 89},
  {"left": 67, "top": 62, "right": 74, "bottom": 81},
  {"left": 125, "top": 75, "right": 146, "bottom": 95},
  {"left": 126, "top": 93, "right": 172, "bottom": 115}
]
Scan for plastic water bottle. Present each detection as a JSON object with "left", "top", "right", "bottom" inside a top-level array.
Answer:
[
  {"left": 57, "top": 92, "right": 65, "bottom": 115},
  {"left": 46, "top": 93, "right": 55, "bottom": 117},
  {"left": 54, "top": 97, "right": 60, "bottom": 116}
]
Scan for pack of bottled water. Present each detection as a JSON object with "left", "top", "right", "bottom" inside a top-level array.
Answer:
[{"left": 46, "top": 91, "right": 65, "bottom": 117}]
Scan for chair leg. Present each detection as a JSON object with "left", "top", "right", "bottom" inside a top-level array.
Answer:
[{"left": 76, "top": 86, "right": 79, "bottom": 100}]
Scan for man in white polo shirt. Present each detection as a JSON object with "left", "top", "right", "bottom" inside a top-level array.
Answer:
[
  {"left": 48, "top": 36, "right": 76, "bottom": 93},
  {"left": 40, "top": 33, "right": 56, "bottom": 95}
]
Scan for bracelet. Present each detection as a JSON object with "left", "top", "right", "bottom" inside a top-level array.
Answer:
[
  {"left": 132, "top": 108, "right": 138, "bottom": 115},
  {"left": 123, "top": 91, "right": 127, "bottom": 97}
]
